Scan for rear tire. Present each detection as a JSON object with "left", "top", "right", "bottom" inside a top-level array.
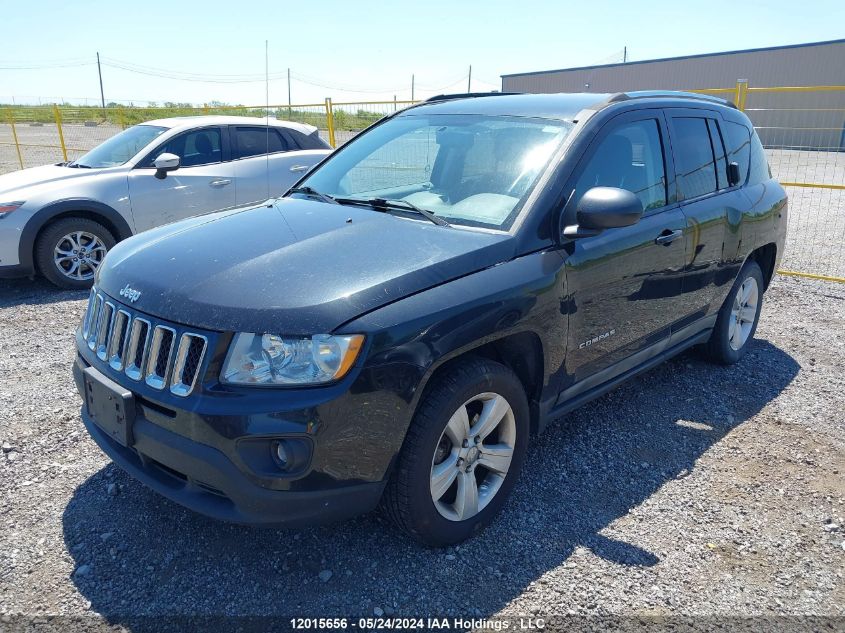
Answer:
[
  {"left": 382, "top": 357, "right": 529, "bottom": 547},
  {"left": 702, "top": 260, "right": 764, "bottom": 365},
  {"left": 35, "top": 217, "right": 115, "bottom": 290}
]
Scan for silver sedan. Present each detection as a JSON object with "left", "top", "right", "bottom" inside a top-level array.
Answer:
[{"left": 0, "top": 116, "right": 331, "bottom": 288}]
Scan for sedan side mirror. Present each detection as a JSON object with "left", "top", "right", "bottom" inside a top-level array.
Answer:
[
  {"left": 727, "top": 161, "right": 742, "bottom": 187},
  {"left": 563, "top": 186, "right": 644, "bottom": 239},
  {"left": 153, "top": 153, "right": 180, "bottom": 179}
]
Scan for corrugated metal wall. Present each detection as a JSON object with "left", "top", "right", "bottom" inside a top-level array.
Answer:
[{"left": 502, "top": 40, "right": 845, "bottom": 149}]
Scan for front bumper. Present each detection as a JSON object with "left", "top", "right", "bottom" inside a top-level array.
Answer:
[{"left": 73, "top": 357, "right": 386, "bottom": 526}]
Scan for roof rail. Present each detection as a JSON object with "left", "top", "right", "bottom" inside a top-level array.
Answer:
[
  {"left": 423, "top": 91, "right": 521, "bottom": 103},
  {"left": 605, "top": 90, "right": 737, "bottom": 109}
]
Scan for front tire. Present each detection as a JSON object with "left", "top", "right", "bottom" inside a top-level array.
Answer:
[
  {"left": 383, "top": 357, "right": 529, "bottom": 546},
  {"left": 35, "top": 217, "right": 115, "bottom": 289},
  {"left": 702, "top": 260, "right": 764, "bottom": 364}
]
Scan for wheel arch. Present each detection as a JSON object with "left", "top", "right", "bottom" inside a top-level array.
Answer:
[
  {"left": 19, "top": 199, "right": 133, "bottom": 274},
  {"left": 745, "top": 242, "right": 778, "bottom": 290},
  {"left": 411, "top": 330, "right": 546, "bottom": 435}
]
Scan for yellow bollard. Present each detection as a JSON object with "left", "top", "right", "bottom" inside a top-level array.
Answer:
[
  {"left": 734, "top": 79, "right": 748, "bottom": 111},
  {"left": 6, "top": 108, "right": 24, "bottom": 169},
  {"left": 53, "top": 105, "right": 68, "bottom": 162},
  {"left": 325, "top": 98, "right": 336, "bottom": 148}
]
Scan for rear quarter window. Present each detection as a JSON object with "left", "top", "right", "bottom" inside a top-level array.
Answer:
[
  {"left": 286, "top": 128, "right": 331, "bottom": 150},
  {"left": 722, "top": 121, "right": 752, "bottom": 185},
  {"left": 747, "top": 130, "right": 772, "bottom": 186}
]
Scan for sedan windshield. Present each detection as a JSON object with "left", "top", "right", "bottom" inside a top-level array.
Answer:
[
  {"left": 72, "top": 124, "right": 167, "bottom": 168},
  {"left": 296, "top": 114, "right": 573, "bottom": 230}
]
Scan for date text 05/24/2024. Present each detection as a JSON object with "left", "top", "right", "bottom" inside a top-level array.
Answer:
[{"left": 289, "top": 617, "right": 547, "bottom": 630}]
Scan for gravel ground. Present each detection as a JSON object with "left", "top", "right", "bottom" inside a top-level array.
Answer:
[{"left": 0, "top": 274, "right": 843, "bottom": 632}]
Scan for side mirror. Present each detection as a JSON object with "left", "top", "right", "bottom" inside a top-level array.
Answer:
[
  {"left": 153, "top": 152, "right": 180, "bottom": 179},
  {"left": 563, "top": 186, "right": 643, "bottom": 238},
  {"left": 727, "top": 161, "right": 741, "bottom": 187}
]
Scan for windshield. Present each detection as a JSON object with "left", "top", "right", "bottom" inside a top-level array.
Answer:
[
  {"left": 297, "top": 114, "right": 573, "bottom": 230},
  {"left": 72, "top": 124, "right": 167, "bottom": 168}
]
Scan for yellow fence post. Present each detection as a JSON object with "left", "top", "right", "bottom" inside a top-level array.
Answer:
[
  {"left": 325, "top": 98, "right": 336, "bottom": 148},
  {"left": 52, "top": 105, "right": 68, "bottom": 162},
  {"left": 6, "top": 107, "right": 24, "bottom": 169},
  {"left": 734, "top": 79, "right": 748, "bottom": 111}
]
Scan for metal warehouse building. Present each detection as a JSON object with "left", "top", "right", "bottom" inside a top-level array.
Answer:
[{"left": 502, "top": 39, "right": 845, "bottom": 149}]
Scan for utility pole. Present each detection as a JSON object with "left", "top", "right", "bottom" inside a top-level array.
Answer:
[
  {"left": 623, "top": 46, "right": 627, "bottom": 63},
  {"left": 411, "top": 74, "right": 415, "bottom": 101},
  {"left": 96, "top": 52, "right": 105, "bottom": 109},
  {"left": 467, "top": 65, "right": 472, "bottom": 93},
  {"left": 287, "top": 68, "right": 292, "bottom": 114}
]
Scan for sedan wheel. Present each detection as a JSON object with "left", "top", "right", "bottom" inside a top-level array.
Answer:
[
  {"left": 35, "top": 217, "right": 116, "bottom": 289},
  {"left": 53, "top": 231, "right": 108, "bottom": 282}
]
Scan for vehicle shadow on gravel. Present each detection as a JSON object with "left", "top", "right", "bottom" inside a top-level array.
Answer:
[
  {"left": 0, "top": 278, "right": 88, "bottom": 308},
  {"left": 62, "top": 339, "right": 799, "bottom": 629}
]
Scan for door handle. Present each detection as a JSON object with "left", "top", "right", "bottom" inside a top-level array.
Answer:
[
  {"left": 209, "top": 179, "right": 231, "bottom": 187},
  {"left": 289, "top": 165, "right": 310, "bottom": 173},
  {"left": 655, "top": 229, "right": 683, "bottom": 246}
]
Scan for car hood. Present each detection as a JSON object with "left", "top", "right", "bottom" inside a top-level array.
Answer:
[
  {"left": 0, "top": 164, "right": 114, "bottom": 197},
  {"left": 97, "top": 198, "right": 515, "bottom": 334}
]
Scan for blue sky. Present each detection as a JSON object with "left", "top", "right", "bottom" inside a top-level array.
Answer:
[{"left": 2, "top": 0, "right": 843, "bottom": 106}]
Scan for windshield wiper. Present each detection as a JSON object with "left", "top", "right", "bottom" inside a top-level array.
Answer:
[
  {"left": 66, "top": 161, "right": 92, "bottom": 168},
  {"left": 338, "top": 197, "right": 450, "bottom": 227},
  {"left": 287, "top": 186, "right": 338, "bottom": 205}
]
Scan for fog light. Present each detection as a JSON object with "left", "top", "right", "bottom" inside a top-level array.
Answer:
[
  {"left": 274, "top": 441, "right": 289, "bottom": 468},
  {"left": 264, "top": 437, "right": 311, "bottom": 474}
]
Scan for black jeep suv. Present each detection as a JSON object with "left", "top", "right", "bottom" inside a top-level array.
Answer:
[{"left": 74, "top": 91, "right": 787, "bottom": 546}]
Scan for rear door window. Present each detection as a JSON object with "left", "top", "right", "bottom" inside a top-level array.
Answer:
[
  {"left": 233, "top": 127, "right": 289, "bottom": 159},
  {"left": 672, "top": 117, "right": 717, "bottom": 199}
]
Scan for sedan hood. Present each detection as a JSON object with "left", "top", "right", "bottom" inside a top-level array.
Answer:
[
  {"left": 0, "top": 164, "right": 105, "bottom": 197},
  {"left": 97, "top": 198, "right": 515, "bottom": 334}
]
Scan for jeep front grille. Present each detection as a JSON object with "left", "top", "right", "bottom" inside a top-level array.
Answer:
[{"left": 82, "top": 290, "right": 209, "bottom": 397}]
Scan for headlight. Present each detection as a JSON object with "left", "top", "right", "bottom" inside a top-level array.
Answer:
[
  {"left": 221, "top": 333, "right": 365, "bottom": 386},
  {"left": 0, "top": 201, "right": 25, "bottom": 219}
]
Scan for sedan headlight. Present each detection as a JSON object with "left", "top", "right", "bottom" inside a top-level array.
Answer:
[
  {"left": 221, "top": 333, "right": 365, "bottom": 386},
  {"left": 0, "top": 201, "right": 25, "bottom": 219}
]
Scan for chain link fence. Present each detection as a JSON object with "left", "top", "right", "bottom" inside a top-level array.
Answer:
[
  {"left": 1, "top": 86, "right": 844, "bottom": 281},
  {"left": 0, "top": 99, "right": 413, "bottom": 173}
]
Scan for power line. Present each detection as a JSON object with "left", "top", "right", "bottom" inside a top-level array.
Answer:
[
  {"left": 101, "top": 60, "right": 277, "bottom": 83},
  {"left": 102, "top": 56, "right": 484, "bottom": 96},
  {"left": 3, "top": 52, "right": 497, "bottom": 99},
  {"left": 101, "top": 56, "right": 273, "bottom": 79},
  {"left": 288, "top": 71, "right": 407, "bottom": 94},
  {"left": 0, "top": 60, "right": 95, "bottom": 70}
]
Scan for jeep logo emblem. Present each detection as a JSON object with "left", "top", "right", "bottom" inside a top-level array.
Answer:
[{"left": 119, "top": 284, "right": 141, "bottom": 303}]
